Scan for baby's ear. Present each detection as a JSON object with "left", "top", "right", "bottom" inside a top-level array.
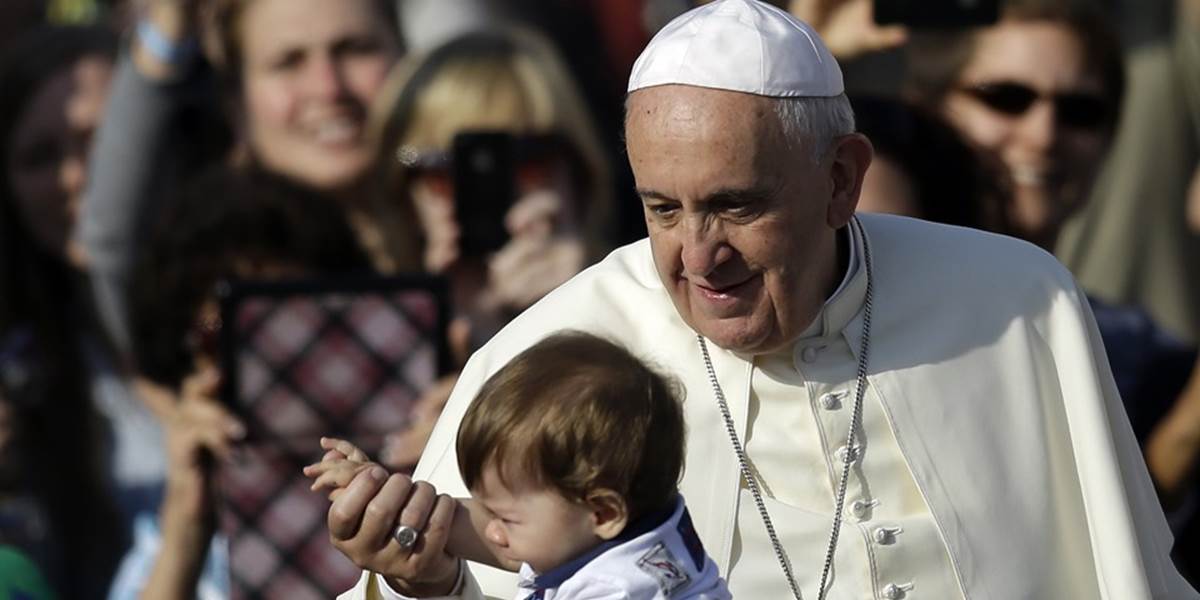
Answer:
[{"left": 587, "top": 489, "right": 629, "bottom": 540}]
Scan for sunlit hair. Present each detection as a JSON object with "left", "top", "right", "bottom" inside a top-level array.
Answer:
[
  {"left": 456, "top": 331, "right": 686, "bottom": 519},
  {"left": 774, "top": 94, "right": 857, "bottom": 163},
  {"left": 370, "top": 28, "right": 614, "bottom": 253}
]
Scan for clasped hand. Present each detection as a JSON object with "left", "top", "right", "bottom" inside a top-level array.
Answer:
[{"left": 305, "top": 438, "right": 461, "bottom": 596}]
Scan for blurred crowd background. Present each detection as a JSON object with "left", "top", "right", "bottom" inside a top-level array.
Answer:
[{"left": 1, "top": 0, "right": 1199, "bottom": 597}]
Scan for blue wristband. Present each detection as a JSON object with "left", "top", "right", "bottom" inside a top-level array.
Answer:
[{"left": 136, "top": 19, "right": 199, "bottom": 66}]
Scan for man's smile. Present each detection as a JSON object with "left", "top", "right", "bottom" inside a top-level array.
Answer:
[{"left": 687, "top": 274, "right": 761, "bottom": 307}]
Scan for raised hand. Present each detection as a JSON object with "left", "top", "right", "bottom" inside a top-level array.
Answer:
[
  {"left": 314, "top": 440, "right": 462, "bottom": 596},
  {"left": 789, "top": 0, "right": 909, "bottom": 60}
]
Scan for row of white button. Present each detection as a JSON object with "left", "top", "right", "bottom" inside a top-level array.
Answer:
[
  {"left": 818, "top": 384, "right": 910, "bottom": 598},
  {"left": 882, "top": 582, "right": 914, "bottom": 599}
]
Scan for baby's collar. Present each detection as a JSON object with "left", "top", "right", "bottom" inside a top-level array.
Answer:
[{"left": 526, "top": 495, "right": 682, "bottom": 591}]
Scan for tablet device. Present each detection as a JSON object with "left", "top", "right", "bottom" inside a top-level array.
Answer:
[{"left": 215, "top": 275, "right": 449, "bottom": 598}]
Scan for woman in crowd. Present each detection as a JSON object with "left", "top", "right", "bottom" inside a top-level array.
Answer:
[
  {"left": 0, "top": 25, "right": 126, "bottom": 598},
  {"left": 905, "top": 0, "right": 1124, "bottom": 252},
  {"left": 81, "top": 0, "right": 411, "bottom": 363},
  {"left": 78, "top": 1, "right": 406, "bottom": 596},
  {"left": 368, "top": 28, "right": 616, "bottom": 468}
]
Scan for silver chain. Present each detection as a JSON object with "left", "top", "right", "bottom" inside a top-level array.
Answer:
[{"left": 698, "top": 216, "right": 874, "bottom": 600}]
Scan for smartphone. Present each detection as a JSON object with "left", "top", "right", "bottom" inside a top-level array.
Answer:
[
  {"left": 453, "top": 131, "right": 517, "bottom": 257},
  {"left": 874, "top": 0, "right": 998, "bottom": 28}
]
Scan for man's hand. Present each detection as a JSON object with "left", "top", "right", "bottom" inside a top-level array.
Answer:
[
  {"left": 324, "top": 461, "right": 460, "bottom": 596},
  {"left": 789, "top": 0, "right": 908, "bottom": 60}
]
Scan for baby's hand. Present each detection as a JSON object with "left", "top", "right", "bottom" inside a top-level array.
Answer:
[{"left": 303, "top": 437, "right": 379, "bottom": 502}]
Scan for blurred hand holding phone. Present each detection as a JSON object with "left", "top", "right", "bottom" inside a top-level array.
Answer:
[
  {"left": 402, "top": 131, "right": 588, "bottom": 357},
  {"left": 873, "top": 0, "right": 998, "bottom": 28},
  {"left": 788, "top": 0, "right": 997, "bottom": 61}
]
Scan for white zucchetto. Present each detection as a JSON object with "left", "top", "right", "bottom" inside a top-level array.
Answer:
[{"left": 627, "top": 0, "right": 843, "bottom": 98}]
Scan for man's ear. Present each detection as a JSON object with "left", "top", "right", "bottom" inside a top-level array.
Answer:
[
  {"left": 586, "top": 489, "right": 629, "bottom": 540},
  {"left": 826, "top": 133, "right": 874, "bottom": 229}
]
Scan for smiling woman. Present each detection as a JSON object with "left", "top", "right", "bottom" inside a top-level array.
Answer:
[
  {"left": 904, "top": 0, "right": 1124, "bottom": 251},
  {"left": 212, "top": 0, "right": 402, "bottom": 190},
  {"left": 81, "top": 0, "right": 414, "bottom": 366}
]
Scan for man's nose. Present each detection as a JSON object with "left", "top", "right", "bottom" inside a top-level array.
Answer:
[
  {"left": 679, "top": 215, "right": 732, "bottom": 278},
  {"left": 485, "top": 519, "right": 508, "bottom": 548}
]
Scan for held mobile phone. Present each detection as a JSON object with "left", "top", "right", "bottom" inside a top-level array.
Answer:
[
  {"left": 874, "top": 0, "right": 998, "bottom": 28},
  {"left": 453, "top": 131, "right": 517, "bottom": 257}
]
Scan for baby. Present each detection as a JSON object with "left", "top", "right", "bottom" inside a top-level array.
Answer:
[{"left": 305, "top": 331, "right": 730, "bottom": 599}]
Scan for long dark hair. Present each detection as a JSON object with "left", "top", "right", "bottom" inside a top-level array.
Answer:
[
  {"left": 130, "top": 165, "right": 374, "bottom": 388},
  {"left": 0, "top": 25, "right": 125, "bottom": 598}
]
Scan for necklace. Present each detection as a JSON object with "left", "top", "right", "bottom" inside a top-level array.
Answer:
[{"left": 697, "top": 215, "right": 874, "bottom": 600}]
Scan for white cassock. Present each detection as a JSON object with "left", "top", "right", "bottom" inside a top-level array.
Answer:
[{"left": 342, "top": 214, "right": 1198, "bottom": 599}]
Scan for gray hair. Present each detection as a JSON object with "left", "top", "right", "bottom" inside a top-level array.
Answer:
[{"left": 774, "top": 93, "right": 857, "bottom": 163}]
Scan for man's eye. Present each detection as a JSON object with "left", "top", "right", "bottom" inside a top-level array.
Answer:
[
  {"left": 647, "top": 204, "right": 678, "bottom": 216},
  {"left": 723, "top": 201, "right": 762, "bottom": 220}
]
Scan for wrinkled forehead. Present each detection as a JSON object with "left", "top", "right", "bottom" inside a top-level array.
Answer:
[
  {"left": 624, "top": 85, "right": 795, "bottom": 196},
  {"left": 625, "top": 85, "right": 782, "bottom": 147}
]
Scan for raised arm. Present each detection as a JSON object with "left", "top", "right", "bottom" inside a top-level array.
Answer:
[{"left": 79, "top": 0, "right": 215, "bottom": 358}]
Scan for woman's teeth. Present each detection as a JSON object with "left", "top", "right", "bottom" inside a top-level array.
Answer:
[{"left": 313, "top": 119, "right": 359, "bottom": 144}]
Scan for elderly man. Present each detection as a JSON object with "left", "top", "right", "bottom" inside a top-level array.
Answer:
[{"left": 329, "top": 1, "right": 1197, "bottom": 598}]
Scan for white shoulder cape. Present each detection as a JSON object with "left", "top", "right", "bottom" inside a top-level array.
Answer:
[{"left": 344, "top": 214, "right": 1196, "bottom": 599}]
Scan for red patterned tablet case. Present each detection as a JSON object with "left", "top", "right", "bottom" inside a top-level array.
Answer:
[{"left": 217, "top": 276, "right": 448, "bottom": 599}]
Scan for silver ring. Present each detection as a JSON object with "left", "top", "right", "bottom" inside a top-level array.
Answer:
[{"left": 393, "top": 524, "right": 419, "bottom": 550}]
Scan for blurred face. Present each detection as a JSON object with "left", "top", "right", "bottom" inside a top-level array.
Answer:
[
  {"left": 473, "top": 464, "right": 599, "bottom": 574},
  {"left": 626, "top": 85, "right": 859, "bottom": 355},
  {"left": 941, "top": 21, "right": 1111, "bottom": 244},
  {"left": 7, "top": 55, "right": 113, "bottom": 268},
  {"left": 239, "top": 0, "right": 400, "bottom": 190}
]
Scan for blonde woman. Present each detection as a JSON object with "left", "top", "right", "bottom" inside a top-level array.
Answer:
[
  {"left": 373, "top": 28, "right": 613, "bottom": 356},
  {"left": 368, "top": 28, "right": 616, "bottom": 468}
]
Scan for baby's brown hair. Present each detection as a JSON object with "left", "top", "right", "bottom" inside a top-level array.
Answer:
[{"left": 457, "top": 331, "right": 685, "bottom": 519}]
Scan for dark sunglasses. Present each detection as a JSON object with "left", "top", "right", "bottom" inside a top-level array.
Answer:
[{"left": 959, "top": 81, "right": 1112, "bottom": 130}]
